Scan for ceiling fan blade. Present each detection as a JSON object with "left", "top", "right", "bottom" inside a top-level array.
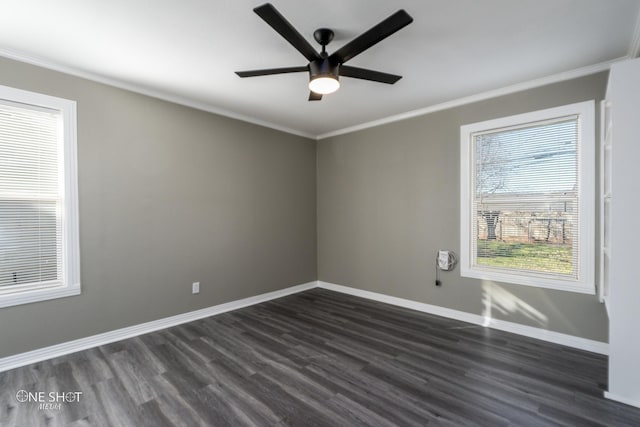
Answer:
[
  {"left": 340, "top": 66, "right": 401, "bottom": 84},
  {"left": 329, "top": 10, "right": 413, "bottom": 64},
  {"left": 308, "top": 91, "right": 323, "bottom": 101},
  {"left": 235, "top": 66, "right": 308, "bottom": 77},
  {"left": 254, "top": 3, "right": 320, "bottom": 62}
]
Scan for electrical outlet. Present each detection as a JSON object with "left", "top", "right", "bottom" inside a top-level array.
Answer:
[{"left": 192, "top": 282, "right": 200, "bottom": 294}]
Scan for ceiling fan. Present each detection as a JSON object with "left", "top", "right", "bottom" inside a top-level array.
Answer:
[{"left": 235, "top": 3, "right": 413, "bottom": 101}]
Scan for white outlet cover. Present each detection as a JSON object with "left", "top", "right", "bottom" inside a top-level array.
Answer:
[{"left": 192, "top": 282, "right": 200, "bottom": 294}]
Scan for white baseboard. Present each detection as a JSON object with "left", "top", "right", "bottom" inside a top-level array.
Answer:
[
  {"left": 317, "top": 281, "right": 609, "bottom": 355},
  {"left": 0, "top": 281, "right": 318, "bottom": 373},
  {"left": 0, "top": 278, "right": 609, "bottom": 372},
  {"left": 604, "top": 392, "right": 640, "bottom": 409}
]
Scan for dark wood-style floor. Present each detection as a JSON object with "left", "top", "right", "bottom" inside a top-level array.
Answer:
[{"left": 1, "top": 288, "right": 639, "bottom": 426}]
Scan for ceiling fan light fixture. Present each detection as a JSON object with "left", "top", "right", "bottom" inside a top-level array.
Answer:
[
  {"left": 309, "top": 75, "right": 340, "bottom": 94},
  {"left": 308, "top": 58, "right": 340, "bottom": 95}
]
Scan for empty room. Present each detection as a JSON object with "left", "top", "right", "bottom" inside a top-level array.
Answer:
[{"left": 1, "top": 0, "right": 640, "bottom": 426}]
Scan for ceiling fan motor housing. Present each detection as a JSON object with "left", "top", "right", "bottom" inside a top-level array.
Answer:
[{"left": 309, "top": 57, "right": 340, "bottom": 82}]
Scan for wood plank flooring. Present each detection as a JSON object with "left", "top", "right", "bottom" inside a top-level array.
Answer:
[{"left": 1, "top": 288, "right": 639, "bottom": 426}]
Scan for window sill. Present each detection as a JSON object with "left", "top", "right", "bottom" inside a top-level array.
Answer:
[{"left": 0, "top": 284, "right": 81, "bottom": 308}]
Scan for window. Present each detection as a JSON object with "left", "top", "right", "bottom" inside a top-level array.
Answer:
[
  {"left": 0, "top": 85, "right": 80, "bottom": 307},
  {"left": 460, "top": 101, "right": 595, "bottom": 294}
]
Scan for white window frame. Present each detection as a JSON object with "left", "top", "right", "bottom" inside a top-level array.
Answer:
[
  {"left": 460, "top": 100, "right": 595, "bottom": 294},
  {"left": 0, "top": 85, "right": 80, "bottom": 307}
]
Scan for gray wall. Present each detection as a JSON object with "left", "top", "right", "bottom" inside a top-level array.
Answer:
[
  {"left": 318, "top": 72, "right": 609, "bottom": 342},
  {"left": 0, "top": 57, "right": 317, "bottom": 358},
  {"left": 0, "top": 55, "right": 609, "bottom": 358}
]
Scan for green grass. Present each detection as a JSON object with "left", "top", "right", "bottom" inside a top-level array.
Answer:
[{"left": 477, "top": 240, "right": 573, "bottom": 275}]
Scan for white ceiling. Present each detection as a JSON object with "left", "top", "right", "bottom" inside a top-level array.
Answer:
[{"left": 1, "top": 0, "right": 639, "bottom": 138}]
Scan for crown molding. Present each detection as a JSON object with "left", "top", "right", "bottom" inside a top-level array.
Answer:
[
  {"left": 316, "top": 57, "right": 625, "bottom": 139},
  {"left": 0, "top": 48, "right": 627, "bottom": 141},
  {"left": 0, "top": 48, "right": 316, "bottom": 140}
]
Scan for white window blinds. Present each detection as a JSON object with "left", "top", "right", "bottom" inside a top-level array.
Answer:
[
  {"left": 472, "top": 117, "right": 579, "bottom": 278},
  {"left": 460, "top": 101, "right": 595, "bottom": 294},
  {"left": 0, "top": 101, "right": 63, "bottom": 288}
]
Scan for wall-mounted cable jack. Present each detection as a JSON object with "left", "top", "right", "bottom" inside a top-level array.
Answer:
[{"left": 435, "top": 250, "right": 457, "bottom": 286}]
